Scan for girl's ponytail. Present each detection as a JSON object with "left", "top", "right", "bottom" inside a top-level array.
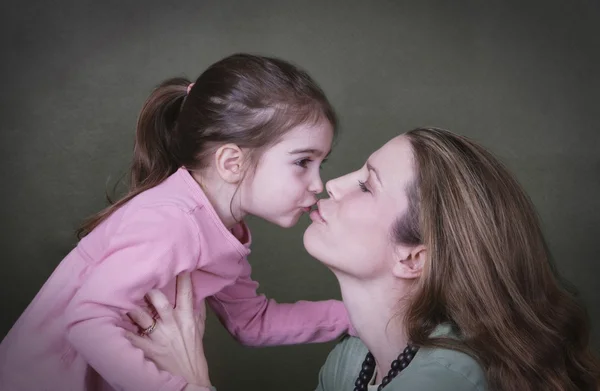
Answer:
[
  {"left": 76, "top": 78, "right": 189, "bottom": 238},
  {"left": 130, "top": 77, "right": 189, "bottom": 190}
]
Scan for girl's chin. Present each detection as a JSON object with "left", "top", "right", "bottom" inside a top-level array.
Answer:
[{"left": 265, "top": 212, "right": 301, "bottom": 228}]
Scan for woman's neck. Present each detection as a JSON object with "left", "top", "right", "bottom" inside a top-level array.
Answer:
[
  {"left": 190, "top": 170, "right": 243, "bottom": 229},
  {"left": 337, "top": 274, "right": 410, "bottom": 384}
]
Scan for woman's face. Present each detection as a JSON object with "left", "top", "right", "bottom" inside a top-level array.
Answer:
[{"left": 303, "top": 135, "right": 416, "bottom": 278}]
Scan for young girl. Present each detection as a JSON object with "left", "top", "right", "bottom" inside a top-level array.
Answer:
[{"left": 0, "top": 53, "right": 352, "bottom": 391}]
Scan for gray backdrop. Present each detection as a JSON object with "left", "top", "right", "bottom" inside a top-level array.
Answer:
[{"left": 1, "top": 1, "right": 599, "bottom": 390}]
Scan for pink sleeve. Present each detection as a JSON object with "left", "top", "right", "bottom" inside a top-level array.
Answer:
[
  {"left": 64, "top": 206, "right": 200, "bottom": 391},
  {"left": 206, "top": 259, "right": 352, "bottom": 347}
]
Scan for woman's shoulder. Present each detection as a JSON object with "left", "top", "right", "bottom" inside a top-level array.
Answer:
[
  {"left": 317, "top": 334, "right": 487, "bottom": 391},
  {"left": 391, "top": 343, "right": 487, "bottom": 391},
  {"left": 316, "top": 335, "right": 368, "bottom": 390},
  {"left": 386, "top": 323, "right": 487, "bottom": 390},
  {"left": 322, "top": 335, "right": 369, "bottom": 373}
]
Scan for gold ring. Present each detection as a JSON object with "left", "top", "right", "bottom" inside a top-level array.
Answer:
[{"left": 140, "top": 318, "right": 157, "bottom": 336}]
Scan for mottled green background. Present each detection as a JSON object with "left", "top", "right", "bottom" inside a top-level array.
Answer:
[{"left": 1, "top": 1, "right": 598, "bottom": 390}]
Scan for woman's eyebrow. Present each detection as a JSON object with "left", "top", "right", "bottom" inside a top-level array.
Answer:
[{"left": 367, "top": 161, "right": 382, "bottom": 185}]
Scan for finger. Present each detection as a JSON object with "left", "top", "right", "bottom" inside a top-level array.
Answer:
[
  {"left": 125, "top": 331, "right": 156, "bottom": 353},
  {"left": 143, "top": 296, "right": 159, "bottom": 320},
  {"left": 197, "top": 299, "right": 206, "bottom": 322},
  {"left": 127, "top": 306, "right": 155, "bottom": 330},
  {"left": 175, "top": 272, "right": 194, "bottom": 313},
  {"left": 146, "top": 289, "right": 174, "bottom": 323},
  {"left": 196, "top": 299, "right": 207, "bottom": 336}
]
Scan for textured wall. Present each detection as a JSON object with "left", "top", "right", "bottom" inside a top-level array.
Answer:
[{"left": 1, "top": 1, "right": 599, "bottom": 390}]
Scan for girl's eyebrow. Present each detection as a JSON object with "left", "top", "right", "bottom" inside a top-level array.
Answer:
[{"left": 288, "top": 148, "right": 330, "bottom": 158}]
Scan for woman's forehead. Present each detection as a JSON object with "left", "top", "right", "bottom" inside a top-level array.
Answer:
[{"left": 370, "top": 136, "right": 414, "bottom": 188}]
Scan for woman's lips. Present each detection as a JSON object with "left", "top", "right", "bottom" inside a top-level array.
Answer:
[{"left": 309, "top": 202, "right": 326, "bottom": 223}]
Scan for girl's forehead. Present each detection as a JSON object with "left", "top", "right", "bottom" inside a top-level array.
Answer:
[{"left": 275, "top": 121, "right": 334, "bottom": 150}]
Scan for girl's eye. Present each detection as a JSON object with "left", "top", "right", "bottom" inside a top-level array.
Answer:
[
  {"left": 358, "top": 180, "right": 371, "bottom": 193},
  {"left": 295, "top": 158, "right": 311, "bottom": 168}
]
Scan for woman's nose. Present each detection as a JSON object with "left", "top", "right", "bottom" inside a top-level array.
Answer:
[
  {"left": 326, "top": 172, "right": 356, "bottom": 200},
  {"left": 325, "top": 181, "right": 334, "bottom": 199},
  {"left": 325, "top": 178, "right": 340, "bottom": 200}
]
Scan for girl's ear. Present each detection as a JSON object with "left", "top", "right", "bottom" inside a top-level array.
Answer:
[{"left": 214, "top": 144, "right": 245, "bottom": 183}]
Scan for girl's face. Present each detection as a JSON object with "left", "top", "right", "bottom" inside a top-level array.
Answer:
[{"left": 240, "top": 120, "right": 333, "bottom": 228}]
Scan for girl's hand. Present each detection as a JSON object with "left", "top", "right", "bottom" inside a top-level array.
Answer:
[{"left": 126, "top": 272, "right": 212, "bottom": 389}]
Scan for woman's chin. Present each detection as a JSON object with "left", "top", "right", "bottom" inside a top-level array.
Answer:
[
  {"left": 303, "top": 225, "right": 324, "bottom": 259},
  {"left": 302, "top": 227, "right": 338, "bottom": 270}
]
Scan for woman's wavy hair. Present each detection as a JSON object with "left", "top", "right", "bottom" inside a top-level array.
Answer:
[{"left": 395, "top": 127, "right": 599, "bottom": 391}]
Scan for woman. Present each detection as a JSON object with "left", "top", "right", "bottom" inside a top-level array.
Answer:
[{"left": 127, "top": 127, "right": 600, "bottom": 390}]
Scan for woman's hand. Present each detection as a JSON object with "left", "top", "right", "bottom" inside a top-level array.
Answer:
[{"left": 126, "top": 273, "right": 212, "bottom": 389}]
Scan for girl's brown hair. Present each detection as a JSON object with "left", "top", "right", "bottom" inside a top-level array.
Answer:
[
  {"left": 77, "top": 53, "right": 337, "bottom": 238},
  {"left": 396, "top": 127, "right": 599, "bottom": 390}
]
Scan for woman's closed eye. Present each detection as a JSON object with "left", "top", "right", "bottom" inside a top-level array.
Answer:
[{"left": 358, "top": 180, "right": 371, "bottom": 193}]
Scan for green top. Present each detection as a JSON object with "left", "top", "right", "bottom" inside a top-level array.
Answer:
[{"left": 314, "top": 325, "right": 488, "bottom": 391}]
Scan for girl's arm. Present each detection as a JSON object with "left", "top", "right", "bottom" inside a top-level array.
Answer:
[
  {"left": 64, "top": 205, "right": 201, "bottom": 391},
  {"left": 207, "top": 259, "right": 353, "bottom": 347}
]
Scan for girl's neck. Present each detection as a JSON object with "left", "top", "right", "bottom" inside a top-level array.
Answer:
[
  {"left": 190, "top": 170, "right": 244, "bottom": 229},
  {"left": 336, "top": 274, "right": 410, "bottom": 384}
]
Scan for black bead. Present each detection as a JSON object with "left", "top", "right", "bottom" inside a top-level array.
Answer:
[{"left": 355, "top": 344, "right": 419, "bottom": 390}]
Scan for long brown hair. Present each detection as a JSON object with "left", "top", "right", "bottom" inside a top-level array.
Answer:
[
  {"left": 395, "top": 127, "right": 599, "bottom": 390},
  {"left": 77, "top": 53, "right": 337, "bottom": 238}
]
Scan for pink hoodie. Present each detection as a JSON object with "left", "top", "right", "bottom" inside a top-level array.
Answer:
[{"left": 0, "top": 168, "right": 351, "bottom": 391}]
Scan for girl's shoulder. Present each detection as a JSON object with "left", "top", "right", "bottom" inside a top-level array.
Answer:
[{"left": 129, "top": 169, "right": 208, "bottom": 215}]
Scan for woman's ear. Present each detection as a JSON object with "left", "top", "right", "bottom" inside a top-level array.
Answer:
[
  {"left": 392, "top": 245, "right": 426, "bottom": 279},
  {"left": 214, "top": 143, "right": 245, "bottom": 183}
]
